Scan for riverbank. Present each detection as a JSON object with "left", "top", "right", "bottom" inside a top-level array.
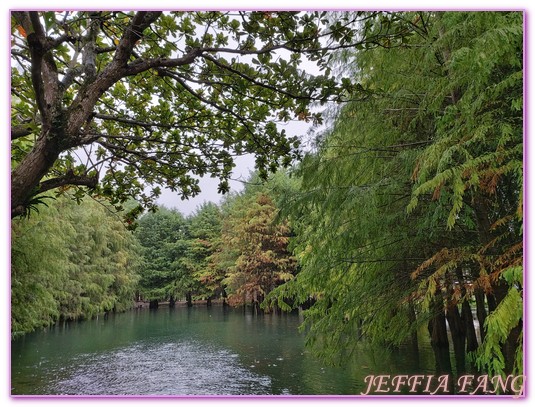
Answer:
[{"left": 134, "top": 299, "right": 224, "bottom": 308}]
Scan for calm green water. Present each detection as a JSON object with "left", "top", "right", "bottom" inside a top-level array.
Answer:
[{"left": 11, "top": 306, "right": 435, "bottom": 395}]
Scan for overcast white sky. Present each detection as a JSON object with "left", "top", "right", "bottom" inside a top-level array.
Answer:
[{"left": 157, "top": 109, "right": 319, "bottom": 215}]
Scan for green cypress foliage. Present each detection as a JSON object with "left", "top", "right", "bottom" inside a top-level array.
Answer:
[
  {"left": 11, "top": 197, "right": 142, "bottom": 337},
  {"left": 268, "top": 11, "right": 523, "bottom": 375},
  {"left": 134, "top": 207, "right": 194, "bottom": 301}
]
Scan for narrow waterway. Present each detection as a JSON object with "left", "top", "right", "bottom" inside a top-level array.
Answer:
[{"left": 11, "top": 306, "right": 436, "bottom": 395}]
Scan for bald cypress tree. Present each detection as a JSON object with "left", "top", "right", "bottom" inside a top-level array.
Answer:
[{"left": 268, "top": 11, "right": 523, "bottom": 378}]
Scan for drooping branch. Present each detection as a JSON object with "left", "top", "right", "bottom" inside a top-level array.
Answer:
[
  {"left": 97, "top": 139, "right": 159, "bottom": 161},
  {"left": 158, "top": 67, "right": 285, "bottom": 109},
  {"left": 200, "top": 54, "right": 316, "bottom": 102},
  {"left": 36, "top": 170, "right": 98, "bottom": 195},
  {"left": 11, "top": 11, "right": 420, "bottom": 219},
  {"left": 164, "top": 72, "right": 269, "bottom": 155}
]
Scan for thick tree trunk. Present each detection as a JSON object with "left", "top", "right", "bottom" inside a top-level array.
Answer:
[
  {"left": 428, "top": 316, "right": 452, "bottom": 374},
  {"left": 272, "top": 302, "right": 281, "bottom": 315},
  {"left": 407, "top": 301, "right": 420, "bottom": 369},
  {"left": 252, "top": 292, "right": 263, "bottom": 315},
  {"left": 11, "top": 136, "right": 60, "bottom": 217},
  {"left": 252, "top": 301, "right": 261, "bottom": 315},
  {"left": 428, "top": 311, "right": 454, "bottom": 394},
  {"left": 493, "top": 280, "right": 509, "bottom": 304},
  {"left": 428, "top": 295, "right": 453, "bottom": 380},
  {"left": 186, "top": 292, "right": 193, "bottom": 307},
  {"left": 258, "top": 293, "right": 264, "bottom": 311},
  {"left": 445, "top": 303, "right": 466, "bottom": 374},
  {"left": 206, "top": 297, "right": 212, "bottom": 307},
  {"left": 169, "top": 295, "right": 176, "bottom": 308},
  {"left": 461, "top": 301, "right": 478, "bottom": 353},
  {"left": 487, "top": 292, "right": 497, "bottom": 313},
  {"left": 453, "top": 269, "right": 478, "bottom": 355},
  {"left": 149, "top": 299, "right": 158, "bottom": 309}
]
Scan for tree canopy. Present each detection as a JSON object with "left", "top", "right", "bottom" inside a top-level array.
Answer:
[
  {"left": 219, "top": 189, "right": 297, "bottom": 311},
  {"left": 267, "top": 11, "right": 523, "bottom": 378},
  {"left": 11, "top": 196, "right": 142, "bottom": 337},
  {"left": 10, "top": 11, "right": 415, "bottom": 219},
  {"left": 134, "top": 206, "right": 192, "bottom": 302}
]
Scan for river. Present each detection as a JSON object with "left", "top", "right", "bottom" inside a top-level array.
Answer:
[{"left": 11, "top": 306, "right": 436, "bottom": 396}]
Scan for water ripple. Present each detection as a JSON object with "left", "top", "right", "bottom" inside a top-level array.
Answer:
[{"left": 52, "top": 341, "right": 272, "bottom": 395}]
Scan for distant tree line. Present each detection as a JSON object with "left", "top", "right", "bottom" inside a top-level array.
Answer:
[{"left": 11, "top": 173, "right": 298, "bottom": 335}]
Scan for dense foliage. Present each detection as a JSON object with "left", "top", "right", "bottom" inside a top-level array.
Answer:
[
  {"left": 132, "top": 176, "right": 296, "bottom": 310},
  {"left": 267, "top": 11, "right": 523, "bottom": 378},
  {"left": 218, "top": 187, "right": 297, "bottom": 311},
  {"left": 10, "top": 11, "right": 410, "bottom": 219},
  {"left": 134, "top": 207, "right": 193, "bottom": 303},
  {"left": 11, "top": 197, "right": 141, "bottom": 337}
]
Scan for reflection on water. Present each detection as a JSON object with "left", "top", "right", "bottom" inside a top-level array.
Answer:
[{"left": 11, "top": 306, "right": 435, "bottom": 395}]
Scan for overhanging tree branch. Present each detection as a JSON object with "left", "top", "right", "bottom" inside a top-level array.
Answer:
[
  {"left": 93, "top": 113, "right": 173, "bottom": 129},
  {"left": 12, "top": 11, "right": 424, "bottom": 219},
  {"left": 36, "top": 170, "right": 98, "bottom": 195},
  {"left": 200, "top": 53, "right": 317, "bottom": 102}
]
